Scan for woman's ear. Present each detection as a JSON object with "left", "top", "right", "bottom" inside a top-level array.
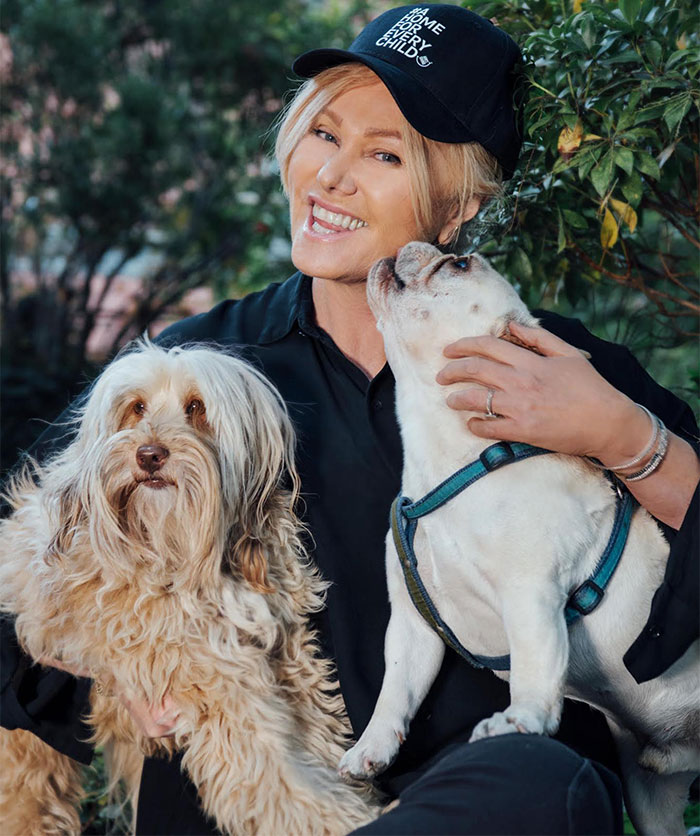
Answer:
[{"left": 437, "top": 197, "right": 481, "bottom": 245}]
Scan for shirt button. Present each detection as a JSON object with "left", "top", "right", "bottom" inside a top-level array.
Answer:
[
  {"left": 648, "top": 625, "right": 662, "bottom": 639},
  {"left": 373, "top": 400, "right": 383, "bottom": 411}
]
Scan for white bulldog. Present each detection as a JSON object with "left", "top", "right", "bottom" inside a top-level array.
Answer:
[{"left": 339, "top": 241, "right": 699, "bottom": 836}]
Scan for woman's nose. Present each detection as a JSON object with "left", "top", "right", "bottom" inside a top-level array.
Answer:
[{"left": 316, "top": 151, "right": 356, "bottom": 194}]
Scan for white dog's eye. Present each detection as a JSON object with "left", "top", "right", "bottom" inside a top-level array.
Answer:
[
  {"left": 453, "top": 256, "right": 471, "bottom": 270},
  {"left": 133, "top": 401, "right": 146, "bottom": 415}
]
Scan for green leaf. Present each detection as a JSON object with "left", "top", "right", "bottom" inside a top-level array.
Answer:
[
  {"left": 619, "top": 0, "right": 641, "bottom": 25},
  {"left": 663, "top": 95, "right": 692, "bottom": 135},
  {"left": 563, "top": 209, "right": 588, "bottom": 229},
  {"left": 510, "top": 247, "right": 533, "bottom": 282},
  {"left": 580, "top": 15, "right": 597, "bottom": 50},
  {"left": 634, "top": 102, "right": 667, "bottom": 125},
  {"left": 636, "top": 151, "right": 660, "bottom": 180},
  {"left": 644, "top": 40, "right": 663, "bottom": 66},
  {"left": 599, "top": 50, "right": 643, "bottom": 65},
  {"left": 591, "top": 150, "right": 615, "bottom": 196},
  {"left": 614, "top": 147, "right": 634, "bottom": 175},
  {"left": 621, "top": 171, "right": 643, "bottom": 206},
  {"left": 616, "top": 110, "right": 634, "bottom": 132},
  {"left": 557, "top": 211, "right": 567, "bottom": 253}
]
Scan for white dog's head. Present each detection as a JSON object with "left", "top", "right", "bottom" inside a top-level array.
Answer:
[
  {"left": 367, "top": 241, "right": 538, "bottom": 382},
  {"left": 41, "top": 341, "right": 298, "bottom": 591}
]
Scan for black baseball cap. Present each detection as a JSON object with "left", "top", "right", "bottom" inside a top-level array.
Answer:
[{"left": 293, "top": 4, "right": 524, "bottom": 178}]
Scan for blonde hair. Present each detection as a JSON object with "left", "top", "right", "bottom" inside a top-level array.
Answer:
[{"left": 274, "top": 63, "right": 503, "bottom": 244}]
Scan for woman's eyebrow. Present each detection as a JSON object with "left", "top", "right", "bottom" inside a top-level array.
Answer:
[
  {"left": 319, "top": 106, "right": 342, "bottom": 125},
  {"left": 364, "top": 128, "right": 401, "bottom": 139}
]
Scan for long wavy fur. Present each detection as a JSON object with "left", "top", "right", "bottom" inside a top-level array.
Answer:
[{"left": 0, "top": 341, "right": 377, "bottom": 835}]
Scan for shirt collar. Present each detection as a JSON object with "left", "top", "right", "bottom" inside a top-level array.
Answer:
[{"left": 257, "top": 271, "right": 314, "bottom": 344}]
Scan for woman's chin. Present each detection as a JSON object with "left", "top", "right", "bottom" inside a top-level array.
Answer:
[{"left": 291, "top": 236, "right": 371, "bottom": 283}]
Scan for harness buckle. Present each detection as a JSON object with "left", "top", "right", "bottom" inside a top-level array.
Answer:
[
  {"left": 568, "top": 579, "right": 605, "bottom": 616},
  {"left": 479, "top": 442, "right": 515, "bottom": 472}
]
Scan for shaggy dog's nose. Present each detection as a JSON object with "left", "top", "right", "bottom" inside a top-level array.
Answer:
[{"left": 136, "top": 444, "right": 170, "bottom": 473}]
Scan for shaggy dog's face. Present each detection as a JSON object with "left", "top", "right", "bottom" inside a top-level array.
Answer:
[
  {"left": 98, "top": 365, "right": 217, "bottom": 518},
  {"left": 59, "top": 344, "right": 295, "bottom": 579},
  {"left": 367, "top": 241, "right": 534, "bottom": 382}
]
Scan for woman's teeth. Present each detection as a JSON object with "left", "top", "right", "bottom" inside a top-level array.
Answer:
[{"left": 312, "top": 204, "right": 367, "bottom": 232}]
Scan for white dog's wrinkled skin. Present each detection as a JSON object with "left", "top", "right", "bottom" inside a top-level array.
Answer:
[
  {"left": 0, "top": 342, "right": 377, "bottom": 836},
  {"left": 338, "top": 242, "right": 699, "bottom": 835}
]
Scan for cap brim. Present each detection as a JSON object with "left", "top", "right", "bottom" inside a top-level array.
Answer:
[{"left": 292, "top": 48, "right": 479, "bottom": 146}]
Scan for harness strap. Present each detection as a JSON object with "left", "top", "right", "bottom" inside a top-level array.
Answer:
[
  {"left": 391, "top": 441, "right": 637, "bottom": 672},
  {"left": 402, "top": 442, "right": 551, "bottom": 520}
]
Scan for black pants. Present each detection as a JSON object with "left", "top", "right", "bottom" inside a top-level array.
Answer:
[
  {"left": 353, "top": 735, "right": 622, "bottom": 835},
  {"left": 137, "top": 734, "right": 622, "bottom": 835}
]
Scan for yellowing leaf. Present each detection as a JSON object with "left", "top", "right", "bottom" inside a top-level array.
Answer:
[
  {"left": 600, "top": 208, "right": 619, "bottom": 249},
  {"left": 558, "top": 121, "right": 583, "bottom": 155},
  {"left": 573, "top": 0, "right": 584, "bottom": 12},
  {"left": 583, "top": 133, "right": 602, "bottom": 141},
  {"left": 610, "top": 198, "right": 638, "bottom": 233},
  {"left": 676, "top": 33, "right": 687, "bottom": 50}
]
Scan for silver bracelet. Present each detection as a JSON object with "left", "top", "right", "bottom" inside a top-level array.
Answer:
[
  {"left": 624, "top": 421, "right": 669, "bottom": 482},
  {"left": 587, "top": 404, "right": 659, "bottom": 472}
]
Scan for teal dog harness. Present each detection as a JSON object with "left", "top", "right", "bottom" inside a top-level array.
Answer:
[{"left": 390, "top": 441, "right": 637, "bottom": 671}]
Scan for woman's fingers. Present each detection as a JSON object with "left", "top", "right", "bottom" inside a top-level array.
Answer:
[
  {"left": 437, "top": 356, "right": 521, "bottom": 389},
  {"left": 120, "top": 691, "right": 181, "bottom": 738},
  {"left": 504, "top": 321, "right": 585, "bottom": 358},
  {"left": 443, "top": 326, "right": 584, "bottom": 362},
  {"left": 443, "top": 334, "right": 524, "bottom": 362},
  {"left": 445, "top": 386, "right": 506, "bottom": 416}
]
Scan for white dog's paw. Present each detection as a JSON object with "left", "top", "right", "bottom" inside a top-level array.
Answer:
[
  {"left": 469, "top": 704, "right": 556, "bottom": 742},
  {"left": 339, "top": 727, "right": 404, "bottom": 780}
]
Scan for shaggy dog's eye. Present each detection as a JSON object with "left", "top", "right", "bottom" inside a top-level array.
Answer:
[
  {"left": 133, "top": 401, "right": 146, "bottom": 415},
  {"left": 453, "top": 256, "right": 472, "bottom": 270},
  {"left": 185, "top": 398, "right": 204, "bottom": 417}
]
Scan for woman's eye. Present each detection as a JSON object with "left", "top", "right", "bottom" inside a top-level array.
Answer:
[
  {"left": 376, "top": 151, "right": 401, "bottom": 165},
  {"left": 312, "top": 128, "right": 337, "bottom": 144},
  {"left": 453, "top": 257, "right": 471, "bottom": 270}
]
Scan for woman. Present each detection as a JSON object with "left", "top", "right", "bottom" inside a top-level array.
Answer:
[{"left": 2, "top": 5, "right": 698, "bottom": 834}]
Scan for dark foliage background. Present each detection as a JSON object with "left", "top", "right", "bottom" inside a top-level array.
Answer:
[
  {"left": 1, "top": 1, "right": 698, "bottom": 831},
  {"left": 2, "top": 0, "right": 698, "bottom": 473}
]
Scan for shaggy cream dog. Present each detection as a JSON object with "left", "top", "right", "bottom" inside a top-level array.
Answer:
[
  {"left": 0, "top": 342, "right": 376, "bottom": 835},
  {"left": 339, "top": 241, "right": 699, "bottom": 835}
]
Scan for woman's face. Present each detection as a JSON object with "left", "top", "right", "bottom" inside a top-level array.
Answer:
[{"left": 287, "top": 80, "right": 426, "bottom": 285}]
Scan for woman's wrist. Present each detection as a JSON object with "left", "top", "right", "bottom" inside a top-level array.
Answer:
[{"left": 588, "top": 396, "right": 653, "bottom": 467}]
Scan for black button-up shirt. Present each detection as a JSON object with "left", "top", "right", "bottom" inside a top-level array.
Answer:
[{"left": 2, "top": 271, "right": 698, "bottom": 829}]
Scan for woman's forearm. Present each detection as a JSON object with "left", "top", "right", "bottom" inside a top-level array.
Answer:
[{"left": 597, "top": 427, "right": 700, "bottom": 530}]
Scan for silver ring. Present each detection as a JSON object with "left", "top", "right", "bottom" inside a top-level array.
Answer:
[{"left": 485, "top": 388, "right": 497, "bottom": 418}]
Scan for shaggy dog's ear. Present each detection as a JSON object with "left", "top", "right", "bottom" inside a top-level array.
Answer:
[
  {"left": 232, "top": 533, "right": 276, "bottom": 594},
  {"left": 226, "top": 370, "right": 301, "bottom": 595},
  {"left": 46, "top": 481, "right": 86, "bottom": 562}
]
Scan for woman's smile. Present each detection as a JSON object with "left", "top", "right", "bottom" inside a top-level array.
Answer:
[{"left": 287, "top": 80, "right": 422, "bottom": 285}]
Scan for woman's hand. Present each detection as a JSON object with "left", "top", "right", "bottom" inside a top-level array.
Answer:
[
  {"left": 435, "top": 320, "right": 700, "bottom": 529},
  {"left": 435, "top": 320, "right": 646, "bottom": 462},
  {"left": 38, "top": 656, "right": 181, "bottom": 738}
]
